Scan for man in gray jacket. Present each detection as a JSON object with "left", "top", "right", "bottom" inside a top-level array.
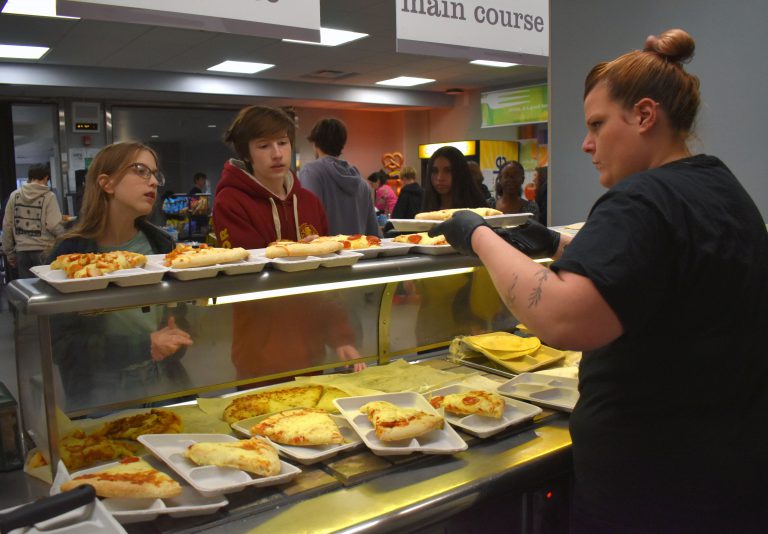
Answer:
[
  {"left": 300, "top": 118, "right": 381, "bottom": 237},
  {"left": 2, "top": 163, "right": 65, "bottom": 278}
]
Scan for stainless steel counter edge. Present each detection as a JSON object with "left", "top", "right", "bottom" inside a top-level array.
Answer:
[{"left": 7, "top": 255, "right": 483, "bottom": 315}]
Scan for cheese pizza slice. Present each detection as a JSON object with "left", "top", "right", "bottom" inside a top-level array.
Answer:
[
  {"left": 430, "top": 390, "right": 505, "bottom": 419},
  {"left": 392, "top": 232, "right": 448, "bottom": 246},
  {"left": 223, "top": 384, "right": 325, "bottom": 423},
  {"left": 316, "top": 234, "right": 382, "bottom": 250},
  {"left": 251, "top": 408, "right": 344, "bottom": 446},
  {"left": 415, "top": 207, "right": 503, "bottom": 221},
  {"left": 359, "top": 400, "right": 444, "bottom": 442},
  {"left": 164, "top": 243, "right": 249, "bottom": 268},
  {"left": 59, "top": 429, "right": 141, "bottom": 471},
  {"left": 60, "top": 456, "right": 182, "bottom": 499},
  {"left": 185, "top": 437, "right": 281, "bottom": 476}
]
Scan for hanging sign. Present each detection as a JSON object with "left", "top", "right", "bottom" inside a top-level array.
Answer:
[
  {"left": 481, "top": 84, "right": 548, "bottom": 127},
  {"left": 57, "top": 0, "right": 320, "bottom": 41},
  {"left": 396, "top": 0, "right": 547, "bottom": 65}
]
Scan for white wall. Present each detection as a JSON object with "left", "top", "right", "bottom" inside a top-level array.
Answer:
[{"left": 550, "top": 0, "right": 768, "bottom": 225}]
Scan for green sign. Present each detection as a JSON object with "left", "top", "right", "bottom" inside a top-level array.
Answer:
[{"left": 481, "top": 84, "right": 548, "bottom": 127}]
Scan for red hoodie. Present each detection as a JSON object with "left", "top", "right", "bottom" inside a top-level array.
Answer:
[
  {"left": 214, "top": 159, "right": 328, "bottom": 249},
  {"left": 214, "top": 159, "right": 354, "bottom": 381}
]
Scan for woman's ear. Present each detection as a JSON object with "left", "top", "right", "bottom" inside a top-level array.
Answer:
[
  {"left": 635, "top": 98, "right": 659, "bottom": 132},
  {"left": 98, "top": 173, "right": 115, "bottom": 194}
]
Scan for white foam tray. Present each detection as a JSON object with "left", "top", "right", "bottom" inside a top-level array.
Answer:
[
  {"left": 145, "top": 250, "right": 268, "bottom": 280},
  {"left": 389, "top": 212, "right": 532, "bottom": 232},
  {"left": 137, "top": 434, "right": 300, "bottom": 496},
  {"left": 427, "top": 384, "right": 542, "bottom": 438},
  {"left": 354, "top": 240, "right": 414, "bottom": 259},
  {"left": 496, "top": 373, "right": 579, "bottom": 412},
  {"left": 31, "top": 263, "right": 168, "bottom": 293},
  {"left": 50, "top": 458, "right": 227, "bottom": 524},
  {"left": 333, "top": 392, "right": 467, "bottom": 456},
  {"left": 231, "top": 413, "right": 363, "bottom": 465},
  {"left": 258, "top": 249, "right": 363, "bottom": 272}
]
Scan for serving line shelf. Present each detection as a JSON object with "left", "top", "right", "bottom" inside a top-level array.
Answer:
[{"left": 7, "top": 254, "right": 483, "bottom": 316}]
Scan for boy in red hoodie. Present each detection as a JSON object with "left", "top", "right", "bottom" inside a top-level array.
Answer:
[{"left": 215, "top": 106, "right": 362, "bottom": 380}]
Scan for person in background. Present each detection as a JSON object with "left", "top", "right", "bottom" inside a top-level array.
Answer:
[
  {"left": 467, "top": 161, "right": 493, "bottom": 207},
  {"left": 300, "top": 118, "right": 380, "bottom": 236},
  {"left": 188, "top": 172, "right": 207, "bottom": 195},
  {"left": 422, "top": 145, "right": 487, "bottom": 212},
  {"left": 494, "top": 160, "right": 539, "bottom": 218},
  {"left": 430, "top": 28, "right": 768, "bottom": 533},
  {"left": 2, "top": 163, "right": 64, "bottom": 278},
  {"left": 48, "top": 142, "right": 193, "bottom": 406},
  {"left": 368, "top": 170, "right": 397, "bottom": 216},
  {"left": 533, "top": 166, "right": 548, "bottom": 224},
  {"left": 390, "top": 165, "right": 423, "bottom": 220},
  {"left": 215, "top": 105, "right": 364, "bottom": 378}
]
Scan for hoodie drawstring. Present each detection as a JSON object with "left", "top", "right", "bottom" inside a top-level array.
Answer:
[{"left": 268, "top": 195, "right": 302, "bottom": 241}]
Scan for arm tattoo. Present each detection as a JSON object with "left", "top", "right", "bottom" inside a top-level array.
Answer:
[
  {"left": 528, "top": 269, "right": 549, "bottom": 308},
  {"left": 502, "top": 273, "right": 519, "bottom": 310}
]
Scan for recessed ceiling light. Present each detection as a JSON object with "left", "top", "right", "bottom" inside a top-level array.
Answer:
[
  {"left": 376, "top": 76, "right": 435, "bottom": 87},
  {"left": 150, "top": 135, "right": 159, "bottom": 139},
  {"left": 207, "top": 61, "right": 274, "bottom": 74},
  {"left": 207, "top": 124, "right": 217, "bottom": 128},
  {"left": 2, "top": 0, "right": 79, "bottom": 19},
  {"left": 0, "top": 44, "right": 49, "bottom": 60},
  {"left": 282, "top": 27, "right": 368, "bottom": 47},
  {"left": 470, "top": 60, "right": 519, "bottom": 68}
]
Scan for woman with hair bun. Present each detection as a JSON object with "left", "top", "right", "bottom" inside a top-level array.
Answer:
[{"left": 431, "top": 29, "right": 767, "bottom": 532}]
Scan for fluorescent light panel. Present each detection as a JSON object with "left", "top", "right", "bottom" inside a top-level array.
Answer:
[
  {"left": 376, "top": 76, "right": 435, "bottom": 87},
  {"left": 0, "top": 44, "right": 49, "bottom": 59},
  {"left": 207, "top": 61, "right": 274, "bottom": 74},
  {"left": 2, "top": 0, "right": 79, "bottom": 18},
  {"left": 470, "top": 59, "right": 518, "bottom": 68},
  {"left": 283, "top": 27, "right": 368, "bottom": 47}
]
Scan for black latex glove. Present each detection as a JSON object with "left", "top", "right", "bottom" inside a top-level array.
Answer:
[
  {"left": 428, "top": 210, "right": 490, "bottom": 256},
  {"left": 495, "top": 220, "right": 561, "bottom": 259}
]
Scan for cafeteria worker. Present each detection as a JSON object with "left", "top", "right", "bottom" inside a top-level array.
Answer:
[{"left": 431, "top": 29, "right": 768, "bottom": 533}]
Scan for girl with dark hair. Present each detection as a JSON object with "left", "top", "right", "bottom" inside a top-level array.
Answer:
[
  {"left": 494, "top": 160, "right": 539, "bottom": 217},
  {"left": 421, "top": 146, "right": 486, "bottom": 212}
]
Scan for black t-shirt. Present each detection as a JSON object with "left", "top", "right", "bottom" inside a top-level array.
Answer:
[{"left": 552, "top": 155, "right": 768, "bottom": 530}]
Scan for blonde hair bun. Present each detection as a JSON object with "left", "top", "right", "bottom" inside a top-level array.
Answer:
[{"left": 644, "top": 28, "right": 695, "bottom": 64}]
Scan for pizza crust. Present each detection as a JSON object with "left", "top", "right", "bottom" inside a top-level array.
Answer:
[
  {"left": 60, "top": 457, "right": 182, "bottom": 499},
  {"left": 415, "top": 207, "right": 502, "bottom": 221},
  {"left": 185, "top": 437, "right": 281, "bottom": 476},
  {"left": 265, "top": 239, "right": 343, "bottom": 258}
]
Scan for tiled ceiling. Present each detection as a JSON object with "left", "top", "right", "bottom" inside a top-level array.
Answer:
[{"left": 0, "top": 0, "right": 548, "bottom": 108}]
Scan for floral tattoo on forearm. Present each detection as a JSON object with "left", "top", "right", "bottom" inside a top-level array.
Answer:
[{"left": 528, "top": 269, "right": 549, "bottom": 308}]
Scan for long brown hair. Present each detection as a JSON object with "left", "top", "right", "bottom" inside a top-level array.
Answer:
[
  {"left": 584, "top": 28, "right": 700, "bottom": 135},
  {"left": 61, "top": 141, "right": 158, "bottom": 241},
  {"left": 422, "top": 146, "right": 486, "bottom": 211}
]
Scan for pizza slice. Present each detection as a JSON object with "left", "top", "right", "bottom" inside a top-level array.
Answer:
[
  {"left": 265, "top": 238, "right": 343, "bottom": 258},
  {"left": 164, "top": 243, "right": 249, "bottom": 268},
  {"left": 316, "top": 234, "right": 382, "bottom": 250},
  {"left": 60, "top": 456, "right": 182, "bottom": 499},
  {"left": 185, "top": 437, "right": 281, "bottom": 476},
  {"left": 59, "top": 429, "right": 141, "bottom": 471},
  {"left": 415, "top": 207, "right": 503, "bottom": 221},
  {"left": 223, "top": 384, "right": 325, "bottom": 423},
  {"left": 430, "top": 390, "right": 506, "bottom": 419},
  {"left": 94, "top": 409, "right": 182, "bottom": 441},
  {"left": 251, "top": 408, "right": 344, "bottom": 446},
  {"left": 359, "top": 400, "right": 444, "bottom": 442},
  {"left": 392, "top": 232, "right": 448, "bottom": 246}
]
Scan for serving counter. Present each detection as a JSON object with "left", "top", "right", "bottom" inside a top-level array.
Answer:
[{"left": 6, "top": 253, "right": 573, "bottom": 532}]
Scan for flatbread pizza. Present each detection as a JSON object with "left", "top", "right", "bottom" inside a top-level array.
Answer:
[
  {"left": 415, "top": 207, "right": 502, "bottom": 221},
  {"left": 60, "top": 456, "right": 182, "bottom": 499},
  {"left": 359, "top": 400, "right": 443, "bottom": 442},
  {"left": 50, "top": 251, "right": 147, "bottom": 278},
  {"left": 250, "top": 408, "right": 344, "bottom": 446},
  {"left": 223, "top": 384, "right": 326, "bottom": 423},
  {"left": 315, "top": 234, "right": 382, "bottom": 250},
  {"left": 94, "top": 409, "right": 182, "bottom": 441},
  {"left": 185, "top": 437, "right": 281, "bottom": 476},
  {"left": 430, "top": 390, "right": 505, "bottom": 419},
  {"left": 265, "top": 238, "right": 343, "bottom": 258},
  {"left": 164, "top": 243, "right": 249, "bottom": 268},
  {"left": 392, "top": 232, "right": 448, "bottom": 246}
]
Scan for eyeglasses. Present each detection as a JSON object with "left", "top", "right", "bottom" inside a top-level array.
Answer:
[{"left": 126, "top": 162, "right": 166, "bottom": 186}]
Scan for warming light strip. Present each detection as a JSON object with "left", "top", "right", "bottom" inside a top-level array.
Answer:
[{"left": 207, "top": 267, "right": 476, "bottom": 306}]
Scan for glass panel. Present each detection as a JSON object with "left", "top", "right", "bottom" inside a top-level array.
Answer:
[
  {"left": 48, "top": 285, "right": 381, "bottom": 413},
  {"left": 389, "top": 267, "right": 517, "bottom": 354}
]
